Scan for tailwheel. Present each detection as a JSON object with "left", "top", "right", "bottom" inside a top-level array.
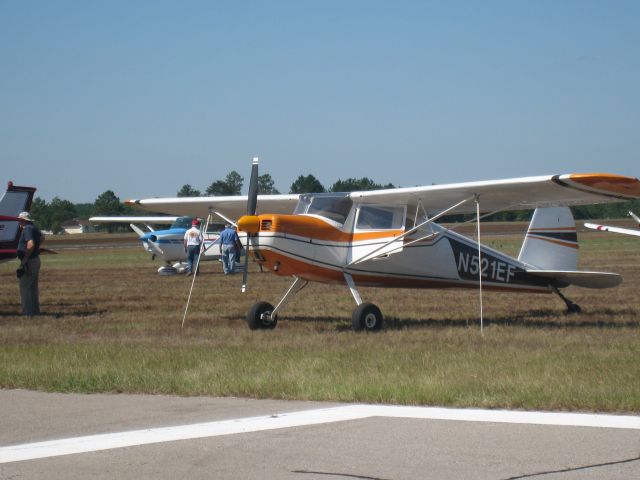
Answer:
[
  {"left": 352, "top": 303, "right": 383, "bottom": 332},
  {"left": 551, "top": 286, "right": 582, "bottom": 314},
  {"left": 247, "top": 301, "right": 278, "bottom": 330}
]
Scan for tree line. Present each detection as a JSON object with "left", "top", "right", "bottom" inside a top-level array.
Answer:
[{"left": 28, "top": 170, "right": 640, "bottom": 233}]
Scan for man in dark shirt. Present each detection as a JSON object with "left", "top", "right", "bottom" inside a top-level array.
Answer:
[
  {"left": 218, "top": 223, "right": 240, "bottom": 274},
  {"left": 16, "top": 211, "right": 43, "bottom": 316}
]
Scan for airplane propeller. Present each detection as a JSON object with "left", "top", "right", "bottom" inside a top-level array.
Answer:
[{"left": 239, "top": 157, "right": 260, "bottom": 292}]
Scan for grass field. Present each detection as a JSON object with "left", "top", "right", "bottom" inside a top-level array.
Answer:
[{"left": 1, "top": 227, "right": 639, "bottom": 413}]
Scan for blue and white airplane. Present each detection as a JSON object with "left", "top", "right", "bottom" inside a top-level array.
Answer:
[{"left": 89, "top": 215, "right": 225, "bottom": 274}]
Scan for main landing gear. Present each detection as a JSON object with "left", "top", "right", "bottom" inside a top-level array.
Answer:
[
  {"left": 551, "top": 286, "right": 582, "bottom": 314},
  {"left": 246, "top": 277, "right": 308, "bottom": 330},
  {"left": 246, "top": 273, "right": 384, "bottom": 332}
]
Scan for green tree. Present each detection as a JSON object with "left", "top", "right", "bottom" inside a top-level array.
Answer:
[
  {"left": 30, "top": 197, "right": 52, "bottom": 230},
  {"left": 289, "top": 174, "right": 325, "bottom": 194},
  {"left": 49, "top": 197, "right": 77, "bottom": 234},
  {"left": 93, "top": 190, "right": 125, "bottom": 233},
  {"left": 94, "top": 190, "right": 124, "bottom": 216},
  {"left": 206, "top": 171, "right": 244, "bottom": 196},
  {"left": 329, "top": 177, "right": 394, "bottom": 192},
  {"left": 177, "top": 184, "right": 201, "bottom": 197},
  {"left": 257, "top": 173, "right": 280, "bottom": 194}
]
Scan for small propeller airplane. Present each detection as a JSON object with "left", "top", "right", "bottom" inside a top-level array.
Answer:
[
  {"left": 127, "top": 159, "right": 640, "bottom": 331},
  {"left": 584, "top": 211, "right": 640, "bottom": 238},
  {"left": 0, "top": 181, "right": 39, "bottom": 263},
  {"left": 89, "top": 215, "right": 225, "bottom": 274}
]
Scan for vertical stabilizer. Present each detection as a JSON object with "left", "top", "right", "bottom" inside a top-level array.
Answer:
[
  {"left": 518, "top": 207, "right": 578, "bottom": 271},
  {"left": 0, "top": 182, "right": 37, "bottom": 261}
]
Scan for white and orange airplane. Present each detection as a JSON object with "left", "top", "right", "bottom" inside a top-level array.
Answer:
[
  {"left": 127, "top": 160, "right": 640, "bottom": 331},
  {"left": 584, "top": 211, "right": 640, "bottom": 237}
]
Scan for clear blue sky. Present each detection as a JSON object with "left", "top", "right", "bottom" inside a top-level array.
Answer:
[{"left": 1, "top": 1, "right": 639, "bottom": 203}]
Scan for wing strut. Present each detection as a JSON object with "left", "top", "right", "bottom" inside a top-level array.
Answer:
[
  {"left": 476, "top": 196, "right": 484, "bottom": 334},
  {"left": 181, "top": 213, "right": 213, "bottom": 328}
]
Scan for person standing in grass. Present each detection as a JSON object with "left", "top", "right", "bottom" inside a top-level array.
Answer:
[
  {"left": 16, "top": 211, "right": 43, "bottom": 316},
  {"left": 183, "top": 219, "right": 203, "bottom": 276},
  {"left": 218, "top": 222, "right": 240, "bottom": 274}
]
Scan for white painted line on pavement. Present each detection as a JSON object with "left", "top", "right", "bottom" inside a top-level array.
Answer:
[{"left": 1, "top": 404, "right": 639, "bottom": 464}]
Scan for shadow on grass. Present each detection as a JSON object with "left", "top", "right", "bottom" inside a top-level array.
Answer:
[
  {"left": 267, "top": 308, "right": 640, "bottom": 331},
  {"left": 0, "top": 303, "right": 106, "bottom": 320}
]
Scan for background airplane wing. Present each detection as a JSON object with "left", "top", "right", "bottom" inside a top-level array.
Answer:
[
  {"left": 89, "top": 216, "right": 179, "bottom": 224},
  {"left": 125, "top": 194, "right": 300, "bottom": 219},
  {"left": 584, "top": 223, "right": 640, "bottom": 237},
  {"left": 351, "top": 173, "right": 640, "bottom": 215}
]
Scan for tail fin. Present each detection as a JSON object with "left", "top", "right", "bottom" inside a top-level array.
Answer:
[
  {"left": 0, "top": 181, "right": 37, "bottom": 262},
  {"left": 518, "top": 207, "right": 578, "bottom": 270}
]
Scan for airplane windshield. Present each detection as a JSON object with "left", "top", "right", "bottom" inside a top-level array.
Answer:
[
  {"left": 171, "top": 217, "right": 193, "bottom": 229},
  {"left": 293, "top": 193, "right": 353, "bottom": 225}
]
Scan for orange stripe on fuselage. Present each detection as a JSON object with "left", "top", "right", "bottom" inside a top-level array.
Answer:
[
  {"left": 568, "top": 174, "right": 640, "bottom": 198},
  {"left": 257, "top": 214, "right": 403, "bottom": 243}
]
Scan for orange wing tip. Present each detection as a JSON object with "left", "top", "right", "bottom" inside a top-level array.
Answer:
[{"left": 567, "top": 173, "right": 640, "bottom": 198}]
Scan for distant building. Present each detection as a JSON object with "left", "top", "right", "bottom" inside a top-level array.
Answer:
[{"left": 60, "top": 218, "right": 95, "bottom": 235}]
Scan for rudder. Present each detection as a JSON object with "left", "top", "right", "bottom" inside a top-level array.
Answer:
[{"left": 518, "top": 207, "right": 578, "bottom": 271}]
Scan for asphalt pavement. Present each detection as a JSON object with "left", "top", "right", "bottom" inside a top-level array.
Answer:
[{"left": 1, "top": 390, "right": 639, "bottom": 480}]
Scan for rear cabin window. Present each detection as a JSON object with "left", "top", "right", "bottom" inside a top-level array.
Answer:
[{"left": 356, "top": 205, "right": 405, "bottom": 230}]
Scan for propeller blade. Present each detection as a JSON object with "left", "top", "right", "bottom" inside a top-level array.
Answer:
[
  {"left": 247, "top": 157, "right": 259, "bottom": 216},
  {"left": 242, "top": 157, "right": 259, "bottom": 292}
]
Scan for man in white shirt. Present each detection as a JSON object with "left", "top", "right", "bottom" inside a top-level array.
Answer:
[{"left": 183, "top": 219, "right": 203, "bottom": 276}]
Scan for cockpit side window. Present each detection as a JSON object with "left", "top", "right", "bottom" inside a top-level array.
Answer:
[{"left": 356, "top": 205, "right": 405, "bottom": 230}]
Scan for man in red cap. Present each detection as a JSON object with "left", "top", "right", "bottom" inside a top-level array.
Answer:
[{"left": 183, "top": 218, "right": 203, "bottom": 276}]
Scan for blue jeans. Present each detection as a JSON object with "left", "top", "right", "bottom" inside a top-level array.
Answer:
[
  {"left": 186, "top": 245, "right": 201, "bottom": 273},
  {"left": 221, "top": 244, "right": 236, "bottom": 274}
]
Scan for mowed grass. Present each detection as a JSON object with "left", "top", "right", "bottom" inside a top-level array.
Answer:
[{"left": 1, "top": 229, "right": 639, "bottom": 412}]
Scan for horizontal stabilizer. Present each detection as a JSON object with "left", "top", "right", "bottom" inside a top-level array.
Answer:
[{"left": 526, "top": 270, "right": 621, "bottom": 289}]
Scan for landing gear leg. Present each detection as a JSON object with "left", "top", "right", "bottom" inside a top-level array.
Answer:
[
  {"left": 247, "top": 276, "right": 308, "bottom": 330},
  {"left": 344, "top": 273, "right": 383, "bottom": 331},
  {"left": 551, "top": 286, "right": 582, "bottom": 314}
]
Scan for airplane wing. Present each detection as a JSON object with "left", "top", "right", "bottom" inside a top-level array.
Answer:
[
  {"left": 584, "top": 223, "right": 640, "bottom": 237},
  {"left": 125, "top": 194, "right": 301, "bottom": 219},
  {"left": 89, "top": 216, "right": 179, "bottom": 224},
  {"left": 351, "top": 173, "right": 640, "bottom": 215}
]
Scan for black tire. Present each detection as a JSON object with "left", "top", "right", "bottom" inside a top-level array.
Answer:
[
  {"left": 567, "top": 302, "right": 582, "bottom": 314},
  {"left": 247, "top": 301, "right": 278, "bottom": 330},
  {"left": 352, "top": 303, "right": 383, "bottom": 331}
]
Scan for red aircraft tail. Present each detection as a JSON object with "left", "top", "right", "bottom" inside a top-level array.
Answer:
[{"left": 0, "top": 181, "right": 37, "bottom": 263}]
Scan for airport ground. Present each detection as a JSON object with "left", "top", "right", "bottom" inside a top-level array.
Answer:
[
  {"left": 0, "top": 222, "right": 639, "bottom": 412},
  {"left": 1, "top": 223, "right": 639, "bottom": 478}
]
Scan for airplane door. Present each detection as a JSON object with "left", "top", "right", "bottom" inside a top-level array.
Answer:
[{"left": 349, "top": 204, "right": 405, "bottom": 263}]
